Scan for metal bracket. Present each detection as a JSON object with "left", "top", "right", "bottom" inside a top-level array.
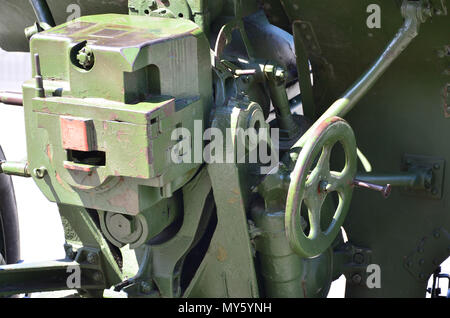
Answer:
[
  {"left": 0, "top": 247, "right": 106, "bottom": 297},
  {"left": 401, "top": 154, "right": 445, "bottom": 199},
  {"left": 333, "top": 242, "right": 373, "bottom": 287},
  {"left": 404, "top": 228, "right": 450, "bottom": 282},
  {"left": 291, "top": 21, "right": 321, "bottom": 55}
]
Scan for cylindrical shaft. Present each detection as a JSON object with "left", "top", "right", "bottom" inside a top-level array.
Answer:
[
  {"left": 0, "top": 161, "right": 31, "bottom": 178},
  {"left": 354, "top": 173, "right": 419, "bottom": 188},
  {"left": 353, "top": 179, "right": 391, "bottom": 198},
  {"left": 0, "top": 92, "right": 23, "bottom": 106},
  {"left": 29, "top": 0, "right": 56, "bottom": 27}
]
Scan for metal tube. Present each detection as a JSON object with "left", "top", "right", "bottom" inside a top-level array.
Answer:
[
  {"left": 355, "top": 173, "right": 419, "bottom": 188},
  {"left": 29, "top": 0, "right": 56, "bottom": 27},
  {"left": 292, "top": 1, "right": 424, "bottom": 150},
  {"left": 0, "top": 92, "right": 23, "bottom": 106},
  {"left": 0, "top": 161, "right": 31, "bottom": 177}
]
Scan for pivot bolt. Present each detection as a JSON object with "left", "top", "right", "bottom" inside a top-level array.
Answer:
[
  {"left": 140, "top": 281, "right": 152, "bottom": 294},
  {"left": 33, "top": 166, "right": 47, "bottom": 179},
  {"left": 77, "top": 46, "right": 95, "bottom": 70},
  {"left": 353, "top": 253, "right": 365, "bottom": 265},
  {"left": 351, "top": 274, "right": 362, "bottom": 284},
  {"left": 87, "top": 252, "right": 98, "bottom": 265}
]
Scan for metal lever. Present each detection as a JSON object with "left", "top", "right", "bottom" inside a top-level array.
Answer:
[{"left": 353, "top": 179, "right": 392, "bottom": 198}]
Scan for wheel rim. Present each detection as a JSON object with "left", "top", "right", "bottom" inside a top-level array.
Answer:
[{"left": 286, "top": 117, "right": 357, "bottom": 258}]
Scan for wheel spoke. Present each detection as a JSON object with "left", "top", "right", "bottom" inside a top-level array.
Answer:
[
  {"left": 317, "top": 144, "right": 332, "bottom": 175},
  {"left": 327, "top": 171, "right": 352, "bottom": 192},
  {"left": 304, "top": 194, "right": 325, "bottom": 239}
]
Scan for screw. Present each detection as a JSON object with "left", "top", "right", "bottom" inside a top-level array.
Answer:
[
  {"left": 433, "top": 163, "right": 440, "bottom": 170},
  {"left": 76, "top": 46, "right": 95, "bottom": 69},
  {"left": 87, "top": 252, "right": 97, "bottom": 265},
  {"left": 274, "top": 67, "right": 287, "bottom": 83},
  {"left": 33, "top": 166, "right": 47, "bottom": 179},
  {"left": 419, "top": 259, "right": 425, "bottom": 266},
  {"left": 351, "top": 274, "right": 362, "bottom": 284},
  {"left": 353, "top": 253, "right": 365, "bottom": 265},
  {"left": 140, "top": 281, "right": 152, "bottom": 294},
  {"left": 319, "top": 180, "right": 329, "bottom": 193},
  {"left": 406, "top": 260, "right": 413, "bottom": 268},
  {"left": 433, "top": 230, "right": 440, "bottom": 239},
  {"left": 431, "top": 188, "right": 439, "bottom": 195},
  {"left": 92, "top": 272, "right": 103, "bottom": 282}
]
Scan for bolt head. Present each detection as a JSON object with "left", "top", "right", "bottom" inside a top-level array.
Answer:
[
  {"left": 353, "top": 253, "right": 365, "bottom": 265},
  {"left": 87, "top": 252, "right": 98, "bottom": 265},
  {"left": 352, "top": 274, "right": 362, "bottom": 284},
  {"left": 109, "top": 214, "right": 135, "bottom": 239},
  {"left": 274, "top": 67, "right": 287, "bottom": 82},
  {"left": 76, "top": 47, "right": 94, "bottom": 69},
  {"left": 140, "top": 281, "right": 152, "bottom": 294}
]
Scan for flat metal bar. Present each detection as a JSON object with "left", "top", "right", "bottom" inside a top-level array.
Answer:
[
  {"left": 0, "top": 92, "right": 23, "bottom": 106},
  {"left": 293, "top": 21, "right": 316, "bottom": 119},
  {"left": 292, "top": 2, "right": 424, "bottom": 150},
  {"left": 0, "top": 259, "right": 104, "bottom": 296}
]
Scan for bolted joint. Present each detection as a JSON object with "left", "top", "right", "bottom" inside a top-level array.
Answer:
[
  {"left": 263, "top": 64, "right": 287, "bottom": 86},
  {"left": 33, "top": 166, "right": 47, "bottom": 179},
  {"left": 77, "top": 46, "right": 95, "bottom": 70},
  {"left": 108, "top": 214, "right": 136, "bottom": 240}
]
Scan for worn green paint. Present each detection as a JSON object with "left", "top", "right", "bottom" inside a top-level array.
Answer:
[
  {"left": 286, "top": 117, "right": 357, "bottom": 258},
  {"left": 23, "top": 14, "right": 212, "bottom": 215},
  {"left": 0, "top": 0, "right": 449, "bottom": 298}
]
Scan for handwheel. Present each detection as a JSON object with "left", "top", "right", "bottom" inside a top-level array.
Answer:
[{"left": 286, "top": 117, "right": 357, "bottom": 258}]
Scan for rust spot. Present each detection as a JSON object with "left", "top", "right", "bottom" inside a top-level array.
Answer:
[
  {"left": 217, "top": 246, "right": 227, "bottom": 262},
  {"left": 64, "top": 162, "right": 95, "bottom": 172},
  {"left": 60, "top": 116, "right": 95, "bottom": 151},
  {"left": 56, "top": 173, "right": 64, "bottom": 185},
  {"left": 108, "top": 188, "right": 139, "bottom": 212},
  {"left": 46, "top": 144, "right": 53, "bottom": 163}
]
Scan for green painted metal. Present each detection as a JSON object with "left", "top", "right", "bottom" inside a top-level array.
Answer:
[
  {"left": 286, "top": 117, "right": 357, "bottom": 258},
  {"left": 23, "top": 14, "right": 212, "bottom": 215},
  {"left": 0, "top": 0, "right": 449, "bottom": 298},
  {"left": 291, "top": 1, "right": 426, "bottom": 152},
  {"left": 0, "top": 161, "right": 31, "bottom": 178}
]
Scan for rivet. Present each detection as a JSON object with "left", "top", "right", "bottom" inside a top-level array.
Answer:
[{"left": 352, "top": 274, "right": 362, "bottom": 284}]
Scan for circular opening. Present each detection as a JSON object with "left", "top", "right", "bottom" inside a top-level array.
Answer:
[
  {"left": 178, "top": 13, "right": 184, "bottom": 18},
  {"left": 320, "top": 192, "right": 339, "bottom": 233},
  {"left": 144, "top": 9, "right": 150, "bottom": 14},
  {"left": 300, "top": 201, "right": 310, "bottom": 237},
  {"left": 330, "top": 141, "right": 346, "bottom": 174}
]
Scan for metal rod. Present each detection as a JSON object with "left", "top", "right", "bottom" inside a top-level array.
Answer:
[
  {"left": 34, "top": 53, "right": 45, "bottom": 98},
  {"left": 354, "top": 172, "right": 420, "bottom": 188},
  {"left": 353, "top": 179, "right": 392, "bottom": 198},
  {"left": 292, "top": 1, "right": 424, "bottom": 150},
  {"left": 0, "top": 92, "right": 23, "bottom": 106},
  {"left": 0, "top": 161, "right": 31, "bottom": 177},
  {"left": 29, "top": 0, "right": 56, "bottom": 27}
]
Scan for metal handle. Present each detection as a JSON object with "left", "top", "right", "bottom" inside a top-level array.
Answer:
[{"left": 353, "top": 179, "right": 391, "bottom": 198}]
